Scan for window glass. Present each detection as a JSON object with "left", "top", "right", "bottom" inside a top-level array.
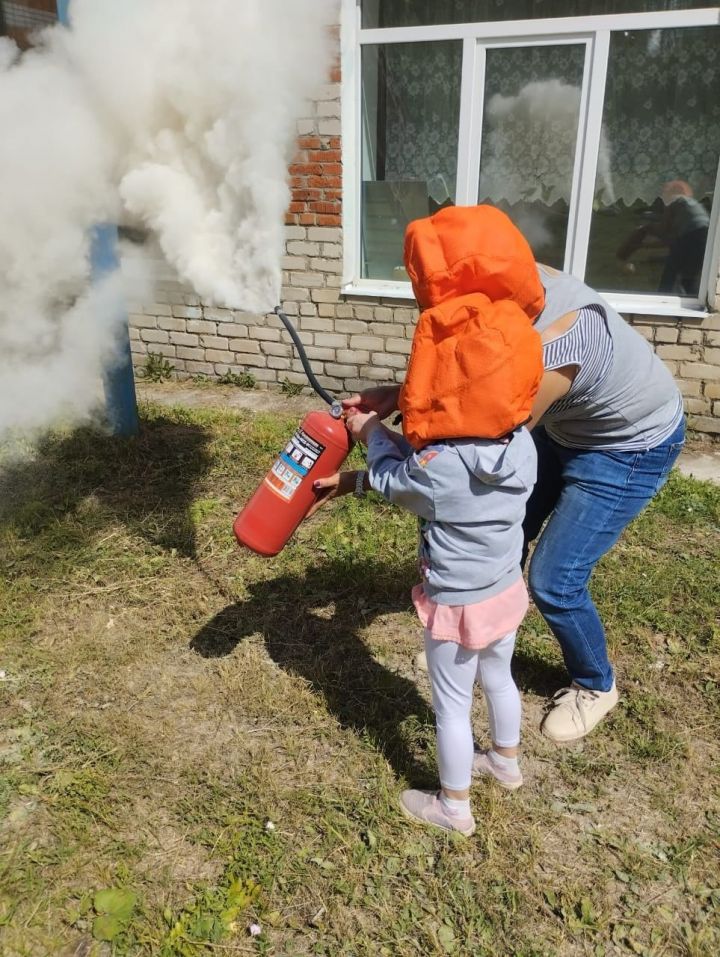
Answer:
[
  {"left": 0, "top": 1, "right": 57, "bottom": 49},
  {"left": 361, "top": 41, "right": 462, "bottom": 281},
  {"left": 477, "top": 43, "right": 585, "bottom": 269},
  {"left": 363, "top": 1, "right": 713, "bottom": 30},
  {"left": 585, "top": 26, "right": 720, "bottom": 297}
]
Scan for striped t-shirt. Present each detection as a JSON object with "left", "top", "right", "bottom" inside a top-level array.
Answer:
[{"left": 543, "top": 306, "right": 683, "bottom": 450}]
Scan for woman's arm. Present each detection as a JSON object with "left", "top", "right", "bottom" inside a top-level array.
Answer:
[{"left": 526, "top": 310, "right": 580, "bottom": 430}]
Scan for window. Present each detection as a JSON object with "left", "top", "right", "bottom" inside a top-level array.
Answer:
[{"left": 345, "top": 1, "right": 720, "bottom": 314}]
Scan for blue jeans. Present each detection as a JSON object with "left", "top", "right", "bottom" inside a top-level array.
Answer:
[{"left": 523, "top": 419, "right": 685, "bottom": 692}]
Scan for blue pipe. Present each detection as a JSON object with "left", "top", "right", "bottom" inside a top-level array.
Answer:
[{"left": 57, "top": 0, "right": 139, "bottom": 437}]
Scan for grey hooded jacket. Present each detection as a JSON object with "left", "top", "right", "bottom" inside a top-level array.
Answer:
[{"left": 366, "top": 426, "right": 537, "bottom": 606}]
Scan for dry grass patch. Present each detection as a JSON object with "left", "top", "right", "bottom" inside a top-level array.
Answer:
[{"left": 1, "top": 402, "right": 719, "bottom": 956}]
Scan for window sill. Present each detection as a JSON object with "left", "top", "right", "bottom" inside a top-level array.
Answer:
[{"left": 342, "top": 280, "right": 711, "bottom": 319}]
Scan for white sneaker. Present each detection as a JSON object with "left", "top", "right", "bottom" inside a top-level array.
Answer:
[
  {"left": 541, "top": 682, "right": 619, "bottom": 743},
  {"left": 414, "top": 650, "right": 428, "bottom": 673}
]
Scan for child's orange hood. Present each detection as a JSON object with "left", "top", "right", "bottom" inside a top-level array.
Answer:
[
  {"left": 403, "top": 205, "right": 545, "bottom": 320},
  {"left": 399, "top": 206, "right": 545, "bottom": 448}
]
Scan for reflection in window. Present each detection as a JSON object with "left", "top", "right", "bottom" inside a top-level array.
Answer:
[
  {"left": 361, "top": 41, "right": 462, "bottom": 281},
  {"left": 477, "top": 44, "right": 585, "bottom": 269},
  {"left": 585, "top": 27, "right": 720, "bottom": 298}
]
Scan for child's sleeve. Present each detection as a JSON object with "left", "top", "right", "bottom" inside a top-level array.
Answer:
[{"left": 366, "top": 427, "right": 436, "bottom": 520}]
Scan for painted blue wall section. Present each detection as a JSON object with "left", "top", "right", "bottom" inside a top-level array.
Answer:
[{"left": 57, "top": 0, "right": 139, "bottom": 437}]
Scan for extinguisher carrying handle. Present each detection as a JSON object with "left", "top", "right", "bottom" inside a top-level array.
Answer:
[{"left": 274, "top": 307, "right": 342, "bottom": 416}]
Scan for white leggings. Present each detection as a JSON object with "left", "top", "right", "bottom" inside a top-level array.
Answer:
[{"left": 424, "top": 630, "right": 521, "bottom": 792}]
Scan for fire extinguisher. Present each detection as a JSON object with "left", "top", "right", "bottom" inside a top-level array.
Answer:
[{"left": 233, "top": 307, "right": 354, "bottom": 556}]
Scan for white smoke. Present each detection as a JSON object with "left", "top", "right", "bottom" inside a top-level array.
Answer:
[{"left": 0, "top": 0, "right": 335, "bottom": 439}]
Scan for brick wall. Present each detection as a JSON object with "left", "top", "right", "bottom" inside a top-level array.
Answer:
[{"left": 128, "top": 51, "right": 720, "bottom": 435}]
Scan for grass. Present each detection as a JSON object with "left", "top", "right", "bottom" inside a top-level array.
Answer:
[{"left": 1, "top": 401, "right": 719, "bottom": 956}]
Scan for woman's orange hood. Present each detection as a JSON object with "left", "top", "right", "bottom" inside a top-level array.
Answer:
[{"left": 403, "top": 204, "right": 545, "bottom": 320}]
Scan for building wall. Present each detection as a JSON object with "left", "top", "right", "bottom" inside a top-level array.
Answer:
[{"left": 128, "top": 53, "right": 720, "bottom": 434}]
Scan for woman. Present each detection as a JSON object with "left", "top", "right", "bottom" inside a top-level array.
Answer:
[{"left": 313, "top": 205, "right": 685, "bottom": 743}]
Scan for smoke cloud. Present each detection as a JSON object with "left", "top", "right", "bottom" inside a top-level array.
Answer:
[{"left": 0, "top": 0, "right": 335, "bottom": 440}]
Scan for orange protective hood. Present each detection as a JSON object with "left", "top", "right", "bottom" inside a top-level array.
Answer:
[
  {"left": 399, "top": 206, "right": 544, "bottom": 448},
  {"left": 403, "top": 205, "right": 545, "bottom": 320}
]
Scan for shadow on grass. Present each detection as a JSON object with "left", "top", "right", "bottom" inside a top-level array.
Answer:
[
  {"left": 0, "top": 413, "right": 213, "bottom": 559},
  {"left": 191, "top": 561, "right": 568, "bottom": 785},
  {"left": 191, "top": 560, "right": 439, "bottom": 787}
]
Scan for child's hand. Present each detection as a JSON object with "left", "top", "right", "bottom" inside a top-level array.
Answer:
[{"left": 345, "top": 409, "right": 380, "bottom": 444}]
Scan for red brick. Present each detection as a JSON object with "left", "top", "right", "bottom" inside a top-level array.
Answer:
[
  {"left": 318, "top": 214, "right": 341, "bottom": 226},
  {"left": 287, "top": 201, "right": 305, "bottom": 214},
  {"left": 289, "top": 163, "right": 324, "bottom": 176},
  {"left": 328, "top": 137, "right": 341, "bottom": 149},
  {"left": 308, "top": 150, "right": 341, "bottom": 163},
  {"left": 310, "top": 201, "right": 340, "bottom": 214},
  {"left": 297, "top": 136, "right": 322, "bottom": 150},
  {"left": 285, "top": 213, "right": 298, "bottom": 225},
  {"left": 299, "top": 213, "right": 316, "bottom": 226},
  {"left": 290, "top": 175, "right": 306, "bottom": 189},
  {"left": 330, "top": 65, "right": 341, "bottom": 83}
]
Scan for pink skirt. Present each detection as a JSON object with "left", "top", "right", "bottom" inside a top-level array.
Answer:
[{"left": 412, "top": 577, "right": 529, "bottom": 650}]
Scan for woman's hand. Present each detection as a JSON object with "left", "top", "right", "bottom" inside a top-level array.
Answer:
[
  {"left": 342, "top": 385, "right": 401, "bottom": 420},
  {"left": 306, "top": 470, "right": 358, "bottom": 517}
]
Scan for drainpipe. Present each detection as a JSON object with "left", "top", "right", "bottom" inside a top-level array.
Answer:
[{"left": 57, "top": 0, "right": 139, "bottom": 437}]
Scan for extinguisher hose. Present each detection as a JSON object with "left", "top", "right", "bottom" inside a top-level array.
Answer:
[{"left": 274, "top": 306, "right": 337, "bottom": 408}]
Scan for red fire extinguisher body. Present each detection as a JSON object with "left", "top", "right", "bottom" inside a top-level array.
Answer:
[{"left": 234, "top": 410, "right": 352, "bottom": 556}]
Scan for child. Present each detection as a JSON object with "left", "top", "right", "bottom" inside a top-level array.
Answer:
[{"left": 344, "top": 206, "right": 545, "bottom": 836}]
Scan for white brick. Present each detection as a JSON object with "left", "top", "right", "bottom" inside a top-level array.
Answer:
[
  {"left": 337, "top": 349, "right": 369, "bottom": 364},
  {"left": 170, "top": 332, "right": 199, "bottom": 347},
  {"left": 360, "top": 365, "right": 393, "bottom": 381},
  {"left": 218, "top": 323, "right": 249, "bottom": 338},
  {"left": 318, "top": 118, "right": 341, "bottom": 136},
  {"left": 158, "top": 317, "right": 190, "bottom": 333},
  {"left": 325, "top": 363, "right": 358, "bottom": 377},
  {"left": 187, "top": 319, "right": 218, "bottom": 335},
  {"left": 200, "top": 335, "right": 229, "bottom": 350},
  {"left": 284, "top": 226, "right": 307, "bottom": 241},
  {"left": 250, "top": 327, "right": 282, "bottom": 342},
  {"left": 318, "top": 304, "right": 338, "bottom": 318},
  {"left": 130, "top": 313, "right": 153, "bottom": 328},
  {"left": 249, "top": 368, "right": 279, "bottom": 383},
  {"left": 385, "top": 337, "right": 412, "bottom": 356},
  {"left": 654, "top": 326, "right": 679, "bottom": 344},
  {"left": 204, "top": 308, "right": 236, "bottom": 323},
  {"left": 316, "top": 100, "right": 341, "bottom": 118},
  {"left": 176, "top": 346, "right": 204, "bottom": 361},
  {"left": 680, "top": 361, "right": 720, "bottom": 379},
  {"left": 369, "top": 323, "right": 404, "bottom": 336},
  {"left": 301, "top": 317, "right": 334, "bottom": 332},
  {"left": 261, "top": 342, "right": 293, "bottom": 358},
  {"left": 267, "top": 356, "right": 293, "bottom": 370},
  {"left": 296, "top": 118, "right": 315, "bottom": 135},
  {"left": 299, "top": 302, "right": 318, "bottom": 317},
  {"left": 229, "top": 339, "right": 261, "bottom": 354},
  {"left": 141, "top": 329, "right": 169, "bottom": 344},
  {"left": 372, "top": 352, "right": 407, "bottom": 369},
  {"left": 290, "top": 271, "right": 325, "bottom": 288},
  {"left": 374, "top": 307, "right": 395, "bottom": 322},
  {"left": 185, "top": 361, "right": 214, "bottom": 375},
  {"left": 143, "top": 302, "right": 173, "bottom": 317},
  {"left": 304, "top": 346, "right": 336, "bottom": 361},
  {"left": 205, "top": 349, "right": 234, "bottom": 363},
  {"left": 314, "top": 332, "right": 347, "bottom": 348},
  {"left": 281, "top": 287, "right": 310, "bottom": 303},
  {"left": 287, "top": 240, "right": 321, "bottom": 256},
  {"left": 310, "top": 288, "right": 340, "bottom": 304},
  {"left": 352, "top": 306, "right": 374, "bottom": 321},
  {"left": 171, "top": 305, "right": 202, "bottom": 320},
  {"left": 310, "top": 258, "right": 342, "bottom": 274},
  {"left": 308, "top": 227, "right": 342, "bottom": 243},
  {"left": 335, "top": 320, "right": 368, "bottom": 333},
  {"left": 282, "top": 256, "right": 307, "bottom": 270},
  {"left": 350, "top": 335, "right": 384, "bottom": 350},
  {"left": 321, "top": 243, "right": 342, "bottom": 259}
]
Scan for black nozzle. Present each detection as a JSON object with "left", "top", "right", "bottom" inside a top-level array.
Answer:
[{"left": 274, "top": 306, "right": 337, "bottom": 407}]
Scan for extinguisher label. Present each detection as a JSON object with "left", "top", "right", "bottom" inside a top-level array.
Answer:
[{"left": 264, "top": 427, "right": 326, "bottom": 502}]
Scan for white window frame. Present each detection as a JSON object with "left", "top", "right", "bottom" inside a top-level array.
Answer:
[{"left": 341, "top": 1, "right": 720, "bottom": 317}]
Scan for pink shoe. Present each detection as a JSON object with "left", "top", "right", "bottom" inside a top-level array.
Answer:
[
  {"left": 399, "top": 790, "right": 476, "bottom": 836},
  {"left": 472, "top": 749, "right": 523, "bottom": 790}
]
